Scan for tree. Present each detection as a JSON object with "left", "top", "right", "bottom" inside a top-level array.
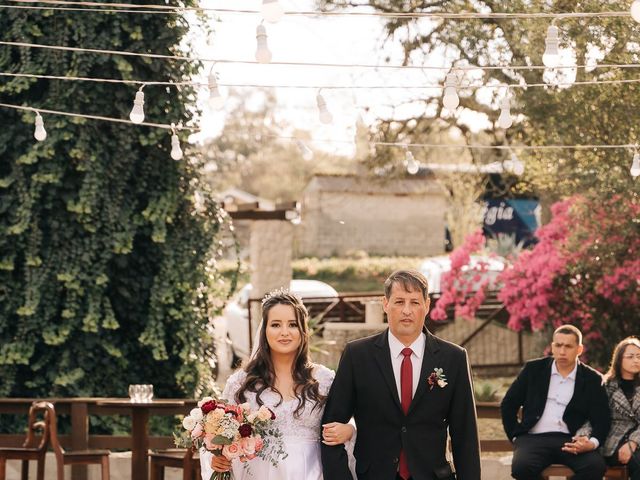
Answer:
[
  {"left": 199, "top": 89, "right": 355, "bottom": 202},
  {"left": 432, "top": 193, "right": 640, "bottom": 368},
  {"left": 318, "top": 0, "right": 640, "bottom": 201},
  {"left": 0, "top": 4, "right": 226, "bottom": 399}
]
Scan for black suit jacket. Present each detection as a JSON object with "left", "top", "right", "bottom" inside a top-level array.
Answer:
[
  {"left": 321, "top": 329, "right": 481, "bottom": 480},
  {"left": 501, "top": 356, "right": 611, "bottom": 444}
]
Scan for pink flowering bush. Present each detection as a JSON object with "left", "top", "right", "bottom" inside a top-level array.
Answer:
[
  {"left": 431, "top": 230, "right": 494, "bottom": 322},
  {"left": 433, "top": 194, "right": 640, "bottom": 368}
]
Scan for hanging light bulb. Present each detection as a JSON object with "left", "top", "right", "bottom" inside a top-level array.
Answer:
[
  {"left": 632, "top": 1, "right": 640, "bottom": 22},
  {"left": 129, "top": 86, "right": 145, "bottom": 124},
  {"left": 542, "top": 24, "right": 560, "bottom": 68},
  {"left": 442, "top": 72, "right": 459, "bottom": 111},
  {"left": 316, "top": 92, "right": 333, "bottom": 124},
  {"left": 504, "top": 151, "right": 525, "bottom": 176},
  {"left": 631, "top": 151, "right": 640, "bottom": 178},
  {"left": 498, "top": 95, "right": 513, "bottom": 129},
  {"left": 34, "top": 111, "right": 47, "bottom": 141},
  {"left": 260, "top": 0, "right": 284, "bottom": 23},
  {"left": 255, "top": 24, "right": 272, "bottom": 64},
  {"left": 170, "top": 127, "right": 183, "bottom": 161},
  {"left": 295, "top": 139, "right": 314, "bottom": 161},
  {"left": 405, "top": 149, "right": 419, "bottom": 175},
  {"left": 207, "top": 67, "right": 224, "bottom": 109}
]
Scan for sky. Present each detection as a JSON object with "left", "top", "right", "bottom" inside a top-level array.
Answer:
[{"left": 189, "top": 0, "right": 453, "bottom": 155}]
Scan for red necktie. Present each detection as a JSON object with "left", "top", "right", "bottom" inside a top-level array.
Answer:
[{"left": 399, "top": 347, "right": 413, "bottom": 480}]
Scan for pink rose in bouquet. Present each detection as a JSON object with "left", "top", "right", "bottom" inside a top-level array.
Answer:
[{"left": 175, "top": 396, "right": 286, "bottom": 480}]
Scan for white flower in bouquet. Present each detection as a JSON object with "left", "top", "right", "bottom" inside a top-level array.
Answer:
[
  {"left": 182, "top": 416, "right": 197, "bottom": 431},
  {"left": 190, "top": 407, "right": 204, "bottom": 421}
]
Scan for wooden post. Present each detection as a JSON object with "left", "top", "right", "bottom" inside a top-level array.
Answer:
[
  {"left": 131, "top": 408, "right": 149, "bottom": 480},
  {"left": 70, "top": 401, "right": 89, "bottom": 480}
]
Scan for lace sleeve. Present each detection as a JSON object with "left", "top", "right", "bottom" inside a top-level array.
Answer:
[
  {"left": 313, "top": 363, "right": 336, "bottom": 396},
  {"left": 221, "top": 370, "right": 246, "bottom": 404}
]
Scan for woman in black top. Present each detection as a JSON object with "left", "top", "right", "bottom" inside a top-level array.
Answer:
[{"left": 602, "top": 337, "right": 640, "bottom": 479}]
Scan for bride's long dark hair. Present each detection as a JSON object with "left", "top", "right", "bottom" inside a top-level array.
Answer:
[{"left": 235, "top": 291, "right": 325, "bottom": 417}]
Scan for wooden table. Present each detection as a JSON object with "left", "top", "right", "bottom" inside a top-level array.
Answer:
[{"left": 96, "top": 399, "right": 192, "bottom": 480}]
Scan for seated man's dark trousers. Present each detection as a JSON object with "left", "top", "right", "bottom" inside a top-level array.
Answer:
[{"left": 511, "top": 432, "right": 607, "bottom": 480}]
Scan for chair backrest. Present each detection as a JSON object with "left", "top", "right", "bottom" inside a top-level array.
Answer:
[
  {"left": 22, "top": 401, "right": 53, "bottom": 452},
  {"left": 39, "top": 402, "right": 66, "bottom": 460}
]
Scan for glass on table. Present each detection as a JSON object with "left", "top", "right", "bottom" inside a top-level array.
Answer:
[{"left": 128, "top": 384, "right": 154, "bottom": 402}]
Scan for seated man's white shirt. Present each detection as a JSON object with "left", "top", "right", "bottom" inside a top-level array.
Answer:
[{"left": 529, "top": 360, "right": 599, "bottom": 448}]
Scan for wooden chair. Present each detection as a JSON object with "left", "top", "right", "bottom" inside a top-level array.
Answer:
[
  {"left": 149, "top": 448, "right": 200, "bottom": 480},
  {"left": 542, "top": 464, "right": 629, "bottom": 479},
  {"left": 0, "top": 401, "right": 52, "bottom": 480},
  {"left": 44, "top": 402, "right": 110, "bottom": 480}
]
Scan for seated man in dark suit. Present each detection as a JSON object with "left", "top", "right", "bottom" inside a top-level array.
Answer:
[{"left": 501, "top": 324, "right": 611, "bottom": 480}]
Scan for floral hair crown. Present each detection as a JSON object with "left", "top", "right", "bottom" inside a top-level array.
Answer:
[{"left": 261, "top": 287, "right": 291, "bottom": 305}]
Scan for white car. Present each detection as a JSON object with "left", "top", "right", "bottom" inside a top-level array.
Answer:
[
  {"left": 212, "top": 280, "right": 338, "bottom": 376},
  {"left": 419, "top": 254, "right": 506, "bottom": 294}
]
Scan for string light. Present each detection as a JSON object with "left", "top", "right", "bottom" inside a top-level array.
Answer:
[
  {"left": 295, "top": 139, "right": 314, "bottom": 161},
  {"left": 504, "top": 150, "right": 525, "bottom": 176},
  {"left": 405, "top": 148, "right": 419, "bottom": 175},
  {"left": 34, "top": 111, "right": 47, "bottom": 141},
  {"left": 632, "top": 1, "right": 640, "bottom": 22},
  {"left": 207, "top": 67, "right": 224, "bottom": 109},
  {"left": 255, "top": 24, "right": 272, "bottom": 64},
  {"left": 8, "top": 71, "right": 640, "bottom": 91},
  {"left": 0, "top": 1, "right": 631, "bottom": 20},
  {"left": 316, "top": 92, "right": 333, "bottom": 124},
  {"left": 10, "top": 40, "right": 640, "bottom": 72},
  {"left": 543, "top": 23, "right": 560, "bottom": 68},
  {"left": 129, "top": 85, "right": 145, "bottom": 124},
  {"left": 170, "top": 124, "right": 183, "bottom": 161},
  {"left": 498, "top": 94, "right": 513, "bottom": 129},
  {"left": 631, "top": 150, "right": 640, "bottom": 177},
  {"left": 3, "top": 102, "right": 640, "bottom": 182},
  {"left": 260, "top": 0, "right": 284, "bottom": 23},
  {"left": 442, "top": 71, "right": 459, "bottom": 111}
]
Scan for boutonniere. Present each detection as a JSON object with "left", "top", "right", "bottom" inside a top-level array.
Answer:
[{"left": 428, "top": 368, "right": 448, "bottom": 390}]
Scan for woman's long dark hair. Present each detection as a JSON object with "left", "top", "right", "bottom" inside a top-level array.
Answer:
[
  {"left": 604, "top": 336, "right": 640, "bottom": 384},
  {"left": 235, "top": 291, "right": 325, "bottom": 416}
]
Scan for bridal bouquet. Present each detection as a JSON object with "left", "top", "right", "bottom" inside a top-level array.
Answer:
[{"left": 175, "top": 396, "right": 286, "bottom": 480}]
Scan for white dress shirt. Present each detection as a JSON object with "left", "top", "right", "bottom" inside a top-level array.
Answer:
[
  {"left": 388, "top": 331, "right": 426, "bottom": 400},
  {"left": 529, "top": 360, "right": 599, "bottom": 448}
]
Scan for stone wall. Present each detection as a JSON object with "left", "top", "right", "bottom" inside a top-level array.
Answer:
[{"left": 296, "top": 175, "right": 447, "bottom": 257}]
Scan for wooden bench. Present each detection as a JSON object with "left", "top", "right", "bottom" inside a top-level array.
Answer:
[
  {"left": 541, "top": 464, "right": 628, "bottom": 479},
  {"left": 474, "top": 403, "right": 629, "bottom": 480}
]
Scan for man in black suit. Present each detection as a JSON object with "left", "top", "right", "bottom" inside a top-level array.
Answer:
[
  {"left": 321, "top": 270, "right": 481, "bottom": 480},
  {"left": 501, "top": 324, "right": 611, "bottom": 480}
]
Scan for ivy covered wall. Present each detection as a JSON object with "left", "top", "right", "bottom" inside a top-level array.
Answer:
[{"left": 0, "top": 4, "right": 225, "bottom": 398}]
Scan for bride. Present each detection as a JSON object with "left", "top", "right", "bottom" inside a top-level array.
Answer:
[{"left": 200, "top": 290, "right": 355, "bottom": 479}]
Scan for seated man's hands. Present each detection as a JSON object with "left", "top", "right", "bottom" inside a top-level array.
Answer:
[
  {"left": 322, "top": 422, "right": 355, "bottom": 446},
  {"left": 561, "top": 436, "right": 596, "bottom": 455}
]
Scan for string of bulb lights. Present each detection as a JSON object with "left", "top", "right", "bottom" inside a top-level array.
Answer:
[
  {"left": 4, "top": 0, "right": 640, "bottom": 178},
  {"left": 2, "top": 0, "right": 635, "bottom": 20},
  {"left": 2, "top": 100, "right": 639, "bottom": 179},
  {"left": 6, "top": 70, "right": 640, "bottom": 90},
  {"left": 7, "top": 39, "right": 640, "bottom": 72}
]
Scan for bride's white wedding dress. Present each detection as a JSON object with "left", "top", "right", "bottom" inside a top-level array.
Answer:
[{"left": 200, "top": 363, "right": 354, "bottom": 480}]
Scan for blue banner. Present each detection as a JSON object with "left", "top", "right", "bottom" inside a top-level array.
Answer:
[{"left": 482, "top": 199, "right": 540, "bottom": 248}]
